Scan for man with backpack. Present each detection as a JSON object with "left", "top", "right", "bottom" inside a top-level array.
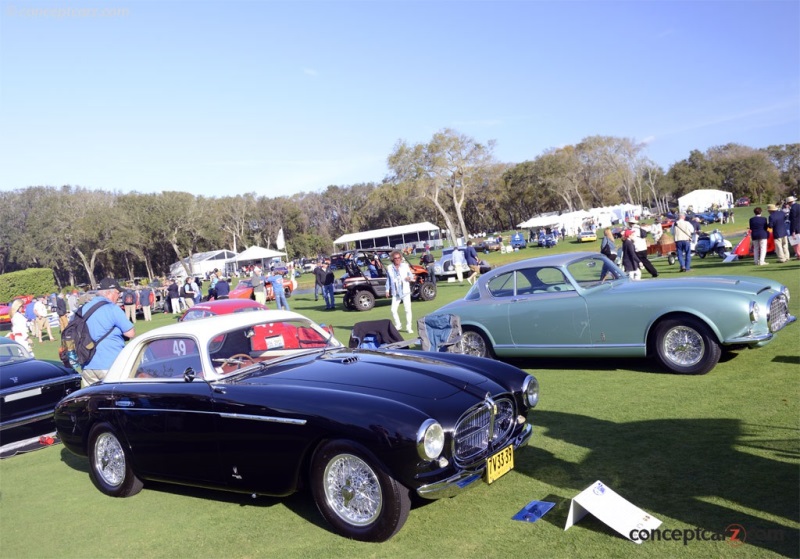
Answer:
[
  {"left": 77, "top": 278, "right": 135, "bottom": 387},
  {"left": 122, "top": 285, "right": 138, "bottom": 323}
]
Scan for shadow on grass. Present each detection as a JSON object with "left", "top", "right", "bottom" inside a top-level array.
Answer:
[{"left": 518, "top": 410, "right": 800, "bottom": 557}]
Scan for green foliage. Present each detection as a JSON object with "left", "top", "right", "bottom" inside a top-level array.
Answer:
[
  {"left": 1, "top": 137, "right": 793, "bottom": 289},
  {"left": 0, "top": 268, "right": 56, "bottom": 301}
]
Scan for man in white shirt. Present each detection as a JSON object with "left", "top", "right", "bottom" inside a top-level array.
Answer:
[
  {"left": 33, "top": 296, "right": 54, "bottom": 343},
  {"left": 385, "top": 251, "right": 414, "bottom": 334}
]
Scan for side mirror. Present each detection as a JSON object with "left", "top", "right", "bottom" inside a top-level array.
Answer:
[{"left": 184, "top": 367, "right": 197, "bottom": 382}]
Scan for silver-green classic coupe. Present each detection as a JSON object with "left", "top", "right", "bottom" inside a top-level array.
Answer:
[{"left": 432, "top": 252, "right": 795, "bottom": 375}]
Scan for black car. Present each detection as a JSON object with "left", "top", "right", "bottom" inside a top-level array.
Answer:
[
  {"left": 54, "top": 311, "right": 538, "bottom": 542},
  {"left": 336, "top": 248, "right": 437, "bottom": 311},
  {"left": 0, "top": 337, "right": 81, "bottom": 433}
]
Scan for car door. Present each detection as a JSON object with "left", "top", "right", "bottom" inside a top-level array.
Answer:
[
  {"left": 112, "top": 336, "right": 221, "bottom": 484},
  {"left": 211, "top": 383, "right": 316, "bottom": 496},
  {"left": 503, "top": 267, "right": 591, "bottom": 349}
]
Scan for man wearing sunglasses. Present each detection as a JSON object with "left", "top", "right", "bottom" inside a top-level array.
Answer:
[{"left": 385, "top": 250, "right": 414, "bottom": 333}]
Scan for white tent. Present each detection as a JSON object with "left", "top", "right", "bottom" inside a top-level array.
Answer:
[
  {"left": 678, "top": 189, "right": 733, "bottom": 213},
  {"left": 226, "top": 246, "right": 286, "bottom": 272},
  {"left": 169, "top": 250, "right": 237, "bottom": 279},
  {"left": 231, "top": 246, "right": 286, "bottom": 261}
]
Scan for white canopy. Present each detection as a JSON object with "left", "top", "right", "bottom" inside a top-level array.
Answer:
[
  {"left": 678, "top": 189, "right": 733, "bottom": 213},
  {"left": 228, "top": 246, "right": 286, "bottom": 264}
]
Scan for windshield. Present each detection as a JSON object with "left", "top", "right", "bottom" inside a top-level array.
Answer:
[
  {"left": 127, "top": 318, "right": 342, "bottom": 381},
  {"left": 566, "top": 255, "right": 625, "bottom": 288},
  {"left": 0, "top": 341, "right": 33, "bottom": 365}
]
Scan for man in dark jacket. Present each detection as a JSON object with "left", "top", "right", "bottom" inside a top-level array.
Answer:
[
  {"left": 313, "top": 261, "right": 326, "bottom": 302},
  {"left": 56, "top": 293, "right": 68, "bottom": 331},
  {"left": 465, "top": 241, "right": 480, "bottom": 285},
  {"left": 749, "top": 207, "right": 770, "bottom": 266},
  {"left": 768, "top": 203, "right": 789, "bottom": 263},
  {"left": 788, "top": 195, "right": 800, "bottom": 260}
]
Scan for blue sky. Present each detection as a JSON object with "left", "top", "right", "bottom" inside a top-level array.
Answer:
[{"left": 1, "top": 0, "right": 798, "bottom": 198}]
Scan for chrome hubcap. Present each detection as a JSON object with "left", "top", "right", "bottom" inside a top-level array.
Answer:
[
  {"left": 94, "top": 432, "right": 125, "bottom": 487},
  {"left": 663, "top": 326, "right": 704, "bottom": 366},
  {"left": 323, "top": 453, "right": 381, "bottom": 526},
  {"left": 461, "top": 331, "right": 487, "bottom": 357}
]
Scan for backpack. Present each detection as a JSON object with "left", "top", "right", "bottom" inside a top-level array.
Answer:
[
  {"left": 122, "top": 289, "right": 136, "bottom": 306},
  {"left": 59, "top": 300, "right": 114, "bottom": 369}
]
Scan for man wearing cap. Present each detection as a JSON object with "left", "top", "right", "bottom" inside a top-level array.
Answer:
[
  {"left": 788, "top": 196, "right": 800, "bottom": 260},
  {"left": 768, "top": 203, "right": 789, "bottom": 263},
  {"left": 79, "top": 278, "right": 136, "bottom": 387}
]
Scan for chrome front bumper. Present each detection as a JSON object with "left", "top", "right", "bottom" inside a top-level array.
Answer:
[{"left": 416, "top": 423, "right": 533, "bottom": 500}]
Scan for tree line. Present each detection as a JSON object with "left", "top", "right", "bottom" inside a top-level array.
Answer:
[{"left": 2, "top": 129, "right": 796, "bottom": 289}]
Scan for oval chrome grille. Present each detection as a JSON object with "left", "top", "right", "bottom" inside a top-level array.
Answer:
[
  {"left": 452, "top": 396, "right": 515, "bottom": 467},
  {"left": 768, "top": 294, "right": 791, "bottom": 333}
]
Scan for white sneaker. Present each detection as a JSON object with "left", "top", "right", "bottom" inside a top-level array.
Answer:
[{"left": 406, "top": 327, "right": 413, "bottom": 334}]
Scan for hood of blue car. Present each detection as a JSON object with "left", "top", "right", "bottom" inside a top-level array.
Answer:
[
  {"left": 237, "top": 350, "right": 493, "bottom": 400},
  {"left": 611, "top": 275, "right": 780, "bottom": 297}
]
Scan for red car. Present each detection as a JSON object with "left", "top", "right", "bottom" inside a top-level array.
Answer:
[
  {"left": 0, "top": 303, "right": 10, "bottom": 328},
  {"left": 229, "top": 277, "right": 293, "bottom": 301},
  {"left": 180, "top": 299, "right": 268, "bottom": 322},
  {"left": 736, "top": 197, "right": 750, "bottom": 207}
]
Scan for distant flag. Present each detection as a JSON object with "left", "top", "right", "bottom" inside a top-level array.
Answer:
[{"left": 276, "top": 228, "right": 286, "bottom": 250}]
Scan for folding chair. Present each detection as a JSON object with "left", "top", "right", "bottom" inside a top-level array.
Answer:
[
  {"left": 349, "top": 319, "right": 416, "bottom": 350},
  {"left": 417, "top": 314, "right": 464, "bottom": 353}
]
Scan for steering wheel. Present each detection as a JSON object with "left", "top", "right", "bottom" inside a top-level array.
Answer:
[{"left": 213, "top": 353, "right": 256, "bottom": 373}]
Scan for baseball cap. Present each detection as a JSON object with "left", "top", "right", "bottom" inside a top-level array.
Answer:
[{"left": 98, "top": 277, "right": 124, "bottom": 292}]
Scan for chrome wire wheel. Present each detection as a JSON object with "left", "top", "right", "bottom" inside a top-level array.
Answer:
[
  {"left": 661, "top": 325, "right": 704, "bottom": 367},
  {"left": 461, "top": 330, "right": 491, "bottom": 358},
  {"left": 323, "top": 453, "right": 382, "bottom": 526},
  {"left": 93, "top": 432, "right": 126, "bottom": 488}
]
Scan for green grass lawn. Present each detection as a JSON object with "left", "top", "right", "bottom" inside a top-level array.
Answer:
[{"left": 2, "top": 242, "right": 798, "bottom": 558}]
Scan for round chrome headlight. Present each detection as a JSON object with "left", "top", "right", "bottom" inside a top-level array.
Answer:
[
  {"left": 749, "top": 301, "right": 760, "bottom": 323},
  {"left": 523, "top": 375, "right": 539, "bottom": 408},
  {"left": 416, "top": 419, "right": 445, "bottom": 461}
]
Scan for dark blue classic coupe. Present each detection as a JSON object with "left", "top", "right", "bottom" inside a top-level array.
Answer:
[
  {"left": 0, "top": 337, "right": 81, "bottom": 434},
  {"left": 54, "top": 311, "right": 539, "bottom": 542}
]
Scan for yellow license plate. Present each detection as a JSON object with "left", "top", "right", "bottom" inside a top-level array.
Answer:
[{"left": 486, "top": 445, "right": 514, "bottom": 484}]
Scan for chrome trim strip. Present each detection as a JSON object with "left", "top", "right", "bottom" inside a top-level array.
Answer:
[
  {"left": 219, "top": 413, "right": 306, "bottom": 425},
  {"left": 493, "top": 343, "right": 645, "bottom": 350},
  {"left": 97, "top": 407, "right": 306, "bottom": 425},
  {"left": 0, "top": 410, "right": 54, "bottom": 431}
]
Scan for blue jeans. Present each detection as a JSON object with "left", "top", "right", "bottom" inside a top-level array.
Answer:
[
  {"left": 676, "top": 240, "right": 691, "bottom": 270},
  {"left": 314, "top": 283, "right": 323, "bottom": 300},
  {"left": 273, "top": 288, "right": 290, "bottom": 311},
  {"left": 323, "top": 284, "right": 335, "bottom": 309}
]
